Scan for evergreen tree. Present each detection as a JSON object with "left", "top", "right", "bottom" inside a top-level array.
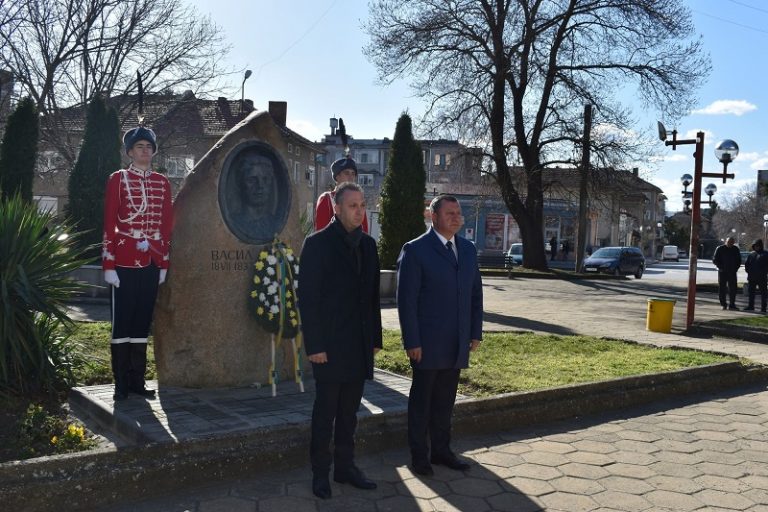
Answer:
[
  {"left": 378, "top": 113, "right": 426, "bottom": 268},
  {"left": 0, "top": 97, "right": 39, "bottom": 203},
  {"left": 67, "top": 96, "right": 121, "bottom": 259}
]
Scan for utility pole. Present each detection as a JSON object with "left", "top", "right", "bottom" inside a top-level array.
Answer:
[{"left": 576, "top": 104, "right": 593, "bottom": 273}]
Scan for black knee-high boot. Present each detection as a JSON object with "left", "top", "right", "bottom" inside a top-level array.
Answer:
[{"left": 111, "top": 343, "right": 132, "bottom": 397}]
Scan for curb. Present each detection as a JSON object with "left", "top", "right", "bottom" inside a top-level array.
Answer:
[
  {"left": 2, "top": 361, "right": 767, "bottom": 511},
  {"left": 689, "top": 321, "right": 768, "bottom": 344}
]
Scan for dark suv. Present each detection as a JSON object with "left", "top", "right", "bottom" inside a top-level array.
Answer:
[{"left": 583, "top": 246, "right": 645, "bottom": 278}]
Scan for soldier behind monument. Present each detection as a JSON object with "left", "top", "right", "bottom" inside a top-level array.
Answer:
[
  {"left": 102, "top": 126, "right": 173, "bottom": 401},
  {"left": 299, "top": 182, "right": 382, "bottom": 499}
]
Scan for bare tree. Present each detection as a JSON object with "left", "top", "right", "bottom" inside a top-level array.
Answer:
[
  {"left": 0, "top": 0, "right": 233, "bottom": 167},
  {"left": 365, "top": 0, "right": 708, "bottom": 269},
  {"left": 715, "top": 184, "right": 768, "bottom": 248}
]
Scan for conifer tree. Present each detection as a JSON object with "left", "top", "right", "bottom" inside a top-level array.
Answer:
[
  {"left": 378, "top": 113, "right": 426, "bottom": 268},
  {"left": 67, "top": 96, "right": 121, "bottom": 258},
  {"left": 0, "top": 97, "right": 39, "bottom": 203}
]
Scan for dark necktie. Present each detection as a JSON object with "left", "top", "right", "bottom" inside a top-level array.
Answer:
[{"left": 446, "top": 240, "right": 457, "bottom": 263}]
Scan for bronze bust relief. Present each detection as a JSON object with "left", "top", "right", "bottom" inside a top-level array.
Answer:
[{"left": 219, "top": 141, "right": 291, "bottom": 244}]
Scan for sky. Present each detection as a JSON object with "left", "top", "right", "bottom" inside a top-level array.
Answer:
[{"left": 188, "top": 0, "right": 768, "bottom": 212}]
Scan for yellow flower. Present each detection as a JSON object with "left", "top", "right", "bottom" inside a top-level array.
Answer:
[
  {"left": 255, "top": 261, "right": 264, "bottom": 271},
  {"left": 250, "top": 291, "right": 258, "bottom": 298},
  {"left": 257, "top": 306, "right": 264, "bottom": 315},
  {"left": 290, "top": 318, "right": 298, "bottom": 327},
  {"left": 51, "top": 436, "right": 58, "bottom": 445},
  {"left": 268, "top": 313, "right": 274, "bottom": 320},
  {"left": 286, "top": 248, "right": 293, "bottom": 256},
  {"left": 286, "top": 301, "right": 293, "bottom": 308},
  {"left": 286, "top": 291, "right": 292, "bottom": 298},
  {"left": 289, "top": 310, "right": 296, "bottom": 317},
  {"left": 259, "top": 251, "right": 269, "bottom": 260},
  {"left": 253, "top": 276, "right": 261, "bottom": 284}
]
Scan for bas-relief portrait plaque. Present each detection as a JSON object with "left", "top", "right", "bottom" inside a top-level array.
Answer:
[{"left": 218, "top": 141, "right": 292, "bottom": 244}]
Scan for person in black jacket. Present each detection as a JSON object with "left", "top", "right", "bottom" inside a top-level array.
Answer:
[
  {"left": 712, "top": 236, "right": 742, "bottom": 310},
  {"left": 298, "top": 182, "right": 382, "bottom": 499},
  {"left": 744, "top": 239, "right": 768, "bottom": 312}
]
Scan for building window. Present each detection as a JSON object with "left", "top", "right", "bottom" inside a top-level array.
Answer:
[
  {"left": 295, "top": 146, "right": 301, "bottom": 157},
  {"left": 434, "top": 154, "right": 446, "bottom": 168},
  {"left": 164, "top": 155, "right": 194, "bottom": 178},
  {"left": 288, "top": 143, "right": 293, "bottom": 154},
  {"left": 360, "top": 152, "right": 369, "bottom": 164},
  {"left": 294, "top": 161, "right": 300, "bottom": 183},
  {"left": 37, "top": 151, "right": 66, "bottom": 175},
  {"left": 308, "top": 167, "right": 315, "bottom": 187},
  {"left": 358, "top": 173, "right": 374, "bottom": 187}
]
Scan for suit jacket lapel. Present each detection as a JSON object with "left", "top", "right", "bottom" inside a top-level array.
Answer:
[{"left": 428, "top": 228, "right": 458, "bottom": 267}]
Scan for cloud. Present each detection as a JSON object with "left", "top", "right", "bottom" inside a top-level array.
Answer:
[
  {"left": 691, "top": 100, "right": 757, "bottom": 116},
  {"left": 750, "top": 157, "right": 768, "bottom": 170},
  {"left": 287, "top": 119, "right": 324, "bottom": 142}
]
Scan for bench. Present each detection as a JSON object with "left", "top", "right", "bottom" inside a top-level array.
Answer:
[{"left": 477, "top": 253, "right": 513, "bottom": 269}]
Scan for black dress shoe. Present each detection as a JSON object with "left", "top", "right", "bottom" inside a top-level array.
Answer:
[
  {"left": 431, "top": 453, "right": 471, "bottom": 471},
  {"left": 743, "top": 306, "right": 755, "bottom": 311},
  {"left": 113, "top": 391, "right": 129, "bottom": 401},
  {"left": 312, "top": 474, "right": 331, "bottom": 499},
  {"left": 410, "top": 459, "right": 434, "bottom": 476},
  {"left": 130, "top": 388, "right": 156, "bottom": 398},
  {"left": 333, "top": 466, "right": 377, "bottom": 490},
  {"left": 729, "top": 305, "right": 739, "bottom": 310},
  {"left": 721, "top": 305, "right": 728, "bottom": 310}
]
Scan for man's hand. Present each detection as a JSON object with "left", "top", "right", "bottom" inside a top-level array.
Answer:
[
  {"left": 406, "top": 347, "right": 422, "bottom": 363},
  {"left": 470, "top": 339, "right": 481, "bottom": 351},
  {"left": 308, "top": 352, "right": 328, "bottom": 364}
]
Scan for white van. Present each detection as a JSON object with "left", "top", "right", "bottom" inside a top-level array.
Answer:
[{"left": 661, "top": 245, "right": 679, "bottom": 262}]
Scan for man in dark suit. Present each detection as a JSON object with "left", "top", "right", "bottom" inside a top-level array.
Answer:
[
  {"left": 397, "top": 194, "right": 483, "bottom": 476},
  {"left": 299, "top": 182, "right": 383, "bottom": 499}
]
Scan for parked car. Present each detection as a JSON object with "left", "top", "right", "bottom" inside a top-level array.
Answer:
[
  {"left": 505, "top": 241, "right": 553, "bottom": 268},
  {"left": 583, "top": 246, "right": 645, "bottom": 278},
  {"left": 505, "top": 243, "right": 523, "bottom": 267},
  {"left": 741, "top": 251, "right": 750, "bottom": 264},
  {"left": 661, "top": 245, "right": 679, "bottom": 262}
]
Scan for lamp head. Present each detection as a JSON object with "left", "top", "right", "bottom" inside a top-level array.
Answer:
[
  {"left": 704, "top": 183, "right": 717, "bottom": 197},
  {"left": 657, "top": 121, "right": 667, "bottom": 141},
  {"left": 714, "top": 139, "right": 739, "bottom": 163},
  {"left": 680, "top": 174, "right": 693, "bottom": 187},
  {"left": 244, "top": 69, "right": 253, "bottom": 80}
]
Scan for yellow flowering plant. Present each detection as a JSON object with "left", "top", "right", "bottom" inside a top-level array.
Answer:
[{"left": 249, "top": 238, "right": 301, "bottom": 339}]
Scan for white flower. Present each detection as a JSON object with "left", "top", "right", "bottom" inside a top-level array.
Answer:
[
  {"left": 273, "top": 295, "right": 280, "bottom": 303},
  {"left": 267, "top": 255, "right": 277, "bottom": 265},
  {"left": 286, "top": 254, "right": 294, "bottom": 262},
  {"left": 263, "top": 277, "right": 271, "bottom": 285},
  {"left": 266, "top": 266, "right": 275, "bottom": 276},
  {"left": 294, "top": 279, "right": 298, "bottom": 288},
  {"left": 268, "top": 283, "right": 278, "bottom": 295},
  {"left": 294, "top": 265, "right": 299, "bottom": 275},
  {"left": 259, "top": 293, "right": 266, "bottom": 302},
  {"left": 269, "top": 305, "right": 280, "bottom": 314}
]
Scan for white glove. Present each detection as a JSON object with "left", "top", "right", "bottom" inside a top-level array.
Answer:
[
  {"left": 104, "top": 270, "right": 120, "bottom": 288},
  {"left": 159, "top": 269, "right": 167, "bottom": 285}
]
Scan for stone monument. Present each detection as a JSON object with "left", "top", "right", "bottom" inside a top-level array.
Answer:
[{"left": 153, "top": 111, "right": 308, "bottom": 388}]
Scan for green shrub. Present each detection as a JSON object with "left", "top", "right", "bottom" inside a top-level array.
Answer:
[
  {"left": 0, "top": 195, "right": 92, "bottom": 393},
  {"left": 16, "top": 403, "right": 95, "bottom": 459}
]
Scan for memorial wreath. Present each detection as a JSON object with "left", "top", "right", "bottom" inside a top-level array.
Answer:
[{"left": 249, "top": 238, "right": 304, "bottom": 395}]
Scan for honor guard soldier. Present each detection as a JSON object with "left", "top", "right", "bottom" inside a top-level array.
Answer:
[
  {"left": 102, "top": 126, "right": 173, "bottom": 401},
  {"left": 314, "top": 118, "right": 368, "bottom": 233}
]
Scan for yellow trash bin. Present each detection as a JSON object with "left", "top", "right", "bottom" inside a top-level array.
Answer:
[{"left": 646, "top": 298, "right": 676, "bottom": 333}]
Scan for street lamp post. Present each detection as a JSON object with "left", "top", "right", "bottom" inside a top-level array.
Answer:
[
  {"left": 240, "top": 69, "right": 252, "bottom": 114},
  {"left": 659, "top": 122, "right": 738, "bottom": 328}
]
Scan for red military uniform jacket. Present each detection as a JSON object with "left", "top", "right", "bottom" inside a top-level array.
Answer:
[
  {"left": 314, "top": 190, "right": 369, "bottom": 233},
  {"left": 102, "top": 167, "right": 173, "bottom": 270}
]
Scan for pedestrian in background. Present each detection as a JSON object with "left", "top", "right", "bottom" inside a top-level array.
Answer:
[
  {"left": 712, "top": 236, "right": 741, "bottom": 310},
  {"left": 102, "top": 126, "right": 173, "bottom": 401},
  {"left": 299, "top": 182, "right": 381, "bottom": 499},
  {"left": 744, "top": 239, "right": 768, "bottom": 313},
  {"left": 549, "top": 236, "right": 557, "bottom": 261},
  {"left": 397, "top": 194, "right": 483, "bottom": 477}
]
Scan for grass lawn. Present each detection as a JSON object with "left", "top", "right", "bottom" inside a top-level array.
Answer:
[
  {"left": 1, "top": 322, "right": 739, "bottom": 462},
  {"left": 720, "top": 315, "right": 768, "bottom": 329},
  {"left": 376, "top": 329, "right": 737, "bottom": 397}
]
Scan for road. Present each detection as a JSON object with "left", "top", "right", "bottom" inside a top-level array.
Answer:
[{"left": 642, "top": 258, "right": 746, "bottom": 285}]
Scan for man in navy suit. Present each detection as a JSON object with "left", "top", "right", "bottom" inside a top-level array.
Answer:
[
  {"left": 396, "top": 194, "right": 483, "bottom": 476},
  {"left": 299, "top": 182, "right": 382, "bottom": 499}
]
